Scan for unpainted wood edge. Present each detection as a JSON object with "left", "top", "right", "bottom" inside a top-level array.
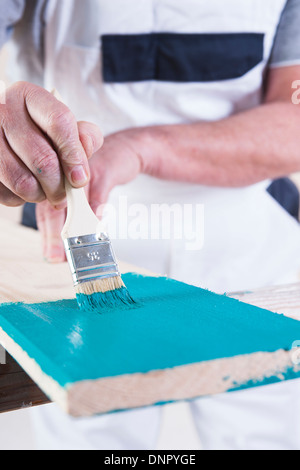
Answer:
[
  {"left": 66, "top": 349, "right": 300, "bottom": 417},
  {"left": 0, "top": 327, "right": 68, "bottom": 413},
  {"left": 229, "top": 283, "right": 300, "bottom": 320}
]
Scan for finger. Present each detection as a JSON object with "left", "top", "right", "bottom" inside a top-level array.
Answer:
[
  {"left": 47, "top": 177, "right": 90, "bottom": 213},
  {"left": 24, "top": 120, "right": 103, "bottom": 209},
  {"left": 36, "top": 200, "right": 66, "bottom": 263},
  {"left": 0, "top": 129, "right": 46, "bottom": 203},
  {"left": 36, "top": 202, "right": 47, "bottom": 258},
  {"left": 88, "top": 175, "right": 110, "bottom": 217},
  {"left": 37, "top": 184, "right": 89, "bottom": 262},
  {"left": 45, "top": 207, "right": 66, "bottom": 263},
  {"left": 22, "top": 84, "right": 90, "bottom": 187},
  {"left": 78, "top": 121, "right": 104, "bottom": 160},
  {"left": 3, "top": 116, "right": 66, "bottom": 206},
  {"left": 0, "top": 181, "right": 24, "bottom": 207}
]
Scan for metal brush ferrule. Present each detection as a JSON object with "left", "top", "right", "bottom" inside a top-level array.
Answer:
[{"left": 64, "top": 233, "right": 120, "bottom": 286}]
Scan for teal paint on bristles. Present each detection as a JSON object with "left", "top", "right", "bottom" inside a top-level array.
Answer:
[
  {"left": 75, "top": 276, "right": 136, "bottom": 312},
  {"left": 60, "top": 195, "right": 136, "bottom": 312},
  {"left": 61, "top": 190, "right": 136, "bottom": 313}
]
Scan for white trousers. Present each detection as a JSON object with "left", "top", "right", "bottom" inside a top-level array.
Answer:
[
  {"left": 189, "top": 380, "right": 300, "bottom": 450},
  {"left": 31, "top": 378, "right": 300, "bottom": 450}
]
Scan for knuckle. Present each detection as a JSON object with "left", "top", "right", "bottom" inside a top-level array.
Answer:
[
  {"left": 48, "top": 192, "right": 66, "bottom": 206},
  {"left": 0, "top": 186, "right": 23, "bottom": 207},
  {"left": 14, "top": 173, "right": 38, "bottom": 198},
  {"left": 8, "top": 81, "right": 27, "bottom": 98},
  {"left": 47, "top": 106, "right": 75, "bottom": 136},
  {"left": 21, "top": 82, "right": 46, "bottom": 104},
  {"left": 32, "top": 149, "right": 59, "bottom": 177},
  {"left": 0, "top": 82, "right": 38, "bottom": 127},
  {"left": 61, "top": 146, "right": 84, "bottom": 166},
  {"left": 10, "top": 81, "right": 28, "bottom": 92},
  {"left": 6, "top": 81, "right": 34, "bottom": 106},
  {"left": 47, "top": 107, "right": 83, "bottom": 165}
]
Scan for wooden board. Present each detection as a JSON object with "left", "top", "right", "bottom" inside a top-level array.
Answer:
[{"left": 0, "top": 218, "right": 300, "bottom": 417}]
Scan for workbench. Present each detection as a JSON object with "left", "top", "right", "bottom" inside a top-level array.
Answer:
[{"left": 1, "top": 218, "right": 300, "bottom": 417}]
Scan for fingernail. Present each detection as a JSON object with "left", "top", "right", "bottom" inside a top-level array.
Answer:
[
  {"left": 70, "top": 166, "right": 89, "bottom": 185},
  {"left": 54, "top": 200, "right": 67, "bottom": 211}
]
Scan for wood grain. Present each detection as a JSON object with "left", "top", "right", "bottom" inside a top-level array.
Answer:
[{"left": 230, "top": 283, "right": 300, "bottom": 320}]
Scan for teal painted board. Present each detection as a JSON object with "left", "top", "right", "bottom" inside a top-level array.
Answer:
[{"left": 0, "top": 273, "right": 299, "bottom": 417}]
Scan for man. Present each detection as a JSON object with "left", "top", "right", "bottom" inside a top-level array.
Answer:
[{"left": 1, "top": 0, "right": 300, "bottom": 450}]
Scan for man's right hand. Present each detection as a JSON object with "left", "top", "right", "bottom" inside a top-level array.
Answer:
[{"left": 0, "top": 81, "right": 103, "bottom": 208}]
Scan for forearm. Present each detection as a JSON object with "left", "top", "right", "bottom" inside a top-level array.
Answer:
[{"left": 140, "top": 101, "right": 300, "bottom": 187}]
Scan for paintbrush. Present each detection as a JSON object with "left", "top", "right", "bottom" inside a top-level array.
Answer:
[
  {"left": 61, "top": 180, "right": 135, "bottom": 311},
  {"left": 52, "top": 90, "right": 135, "bottom": 311}
]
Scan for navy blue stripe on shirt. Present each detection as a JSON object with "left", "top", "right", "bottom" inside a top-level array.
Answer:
[{"left": 102, "top": 32, "right": 264, "bottom": 83}]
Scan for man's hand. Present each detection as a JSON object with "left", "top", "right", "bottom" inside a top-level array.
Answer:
[
  {"left": 36, "top": 128, "right": 146, "bottom": 262},
  {"left": 0, "top": 82, "right": 103, "bottom": 208}
]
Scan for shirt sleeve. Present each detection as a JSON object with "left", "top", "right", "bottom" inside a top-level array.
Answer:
[
  {"left": 269, "top": 0, "right": 300, "bottom": 67},
  {"left": 0, "top": 0, "right": 26, "bottom": 48}
]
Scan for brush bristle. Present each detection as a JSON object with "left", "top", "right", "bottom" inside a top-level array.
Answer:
[
  {"left": 75, "top": 276, "right": 126, "bottom": 295},
  {"left": 75, "top": 276, "right": 136, "bottom": 311}
]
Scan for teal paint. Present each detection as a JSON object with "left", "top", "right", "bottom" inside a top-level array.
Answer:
[
  {"left": 0, "top": 273, "right": 300, "bottom": 391},
  {"left": 76, "top": 286, "right": 136, "bottom": 311}
]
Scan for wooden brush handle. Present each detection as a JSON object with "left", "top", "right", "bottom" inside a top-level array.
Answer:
[
  {"left": 51, "top": 89, "right": 101, "bottom": 240},
  {"left": 61, "top": 178, "right": 101, "bottom": 239}
]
